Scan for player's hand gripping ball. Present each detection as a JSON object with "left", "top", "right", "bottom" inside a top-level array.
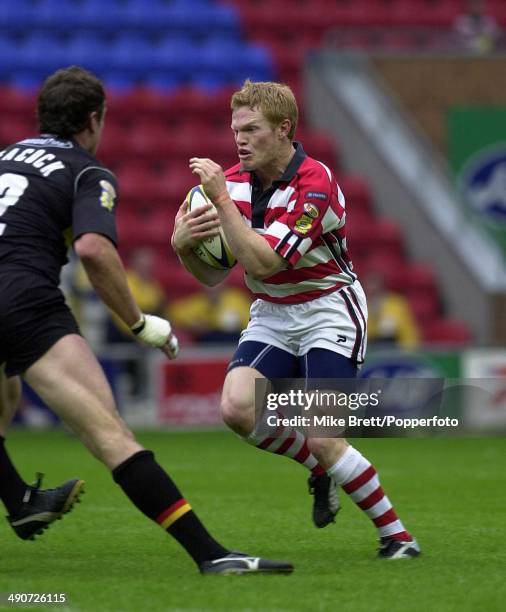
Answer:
[{"left": 186, "top": 185, "right": 236, "bottom": 270}]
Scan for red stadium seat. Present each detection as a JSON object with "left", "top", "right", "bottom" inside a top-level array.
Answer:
[
  {"left": 157, "top": 166, "right": 192, "bottom": 202},
  {"left": 374, "top": 219, "right": 405, "bottom": 259},
  {"left": 154, "top": 261, "right": 202, "bottom": 300},
  {"left": 406, "top": 291, "right": 440, "bottom": 324},
  {"left": 0, "top": 118, "right": 35, "bottom": 146},
  {"left": 166, "top": 87, "right": 232, "bottom": 125},
  {"left": 405, "top": 263, "right": 438, "bottom": 294},
  {"left": 128, "top": 123, "right": 173, "bottom": 162},
  {"left": 338, "top": 175, "right": 373, "bottom": 216},
  {"left": 423, "top": 318, "right": 473, "bottom": 346},
  {"left": 115, "top": 163, "right": 166, "bottom": 209},
  {"left": 297, "top": 129, "right": 340, "bottom": 170},
  {"left": 98, "top": 124, "right": 132, "bottom": 167},
  {"left": 346, "top": 212, "right": 377, "bottom": 259},
  {"left": 107, "top": 88, "right": 172, "bottom": 123},
  {"left": 364, "top": 253, "right": 410, "bottom": 292},
  {"left": 0, "top": 87, "right": 36, "bottom": 121},
  {"left": 116, "top": 208, "right": 172, "bottom": 249}
]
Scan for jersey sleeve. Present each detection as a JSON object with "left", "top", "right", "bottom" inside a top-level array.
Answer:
[
  {"left": 262, "top": 165, "right": 345, "bottom": 267},
  {"left": 72, "top": 166, "right": 118, "bottom": 245}
]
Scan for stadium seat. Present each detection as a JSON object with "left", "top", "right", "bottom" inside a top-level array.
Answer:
[
  {"left": 405, "top": 263, "right": 438, "bottom": 294},
  {"left": 115, "top": 163, "right": 161, "bottom": 205},
  {"left": 0, "top": 0, "right": 36, "bottom": 34},
  {"left": 0, "top": 86, "right": 35, "bottom": 119},
  {"left": 374, "top": 219, "right": 406, "bottom": 259},
  {"left": 0, "top": 118, "right": 35, "bottom": 147},
  {"left": 108, "top": 36, "right": 164, "bottom": 81},
  {"left": 127, "top": 123, "right": 174, "bottom": 162},
  {"left": 64, "top": 35, "right": 110, "bottom": 75},
  {"left": 346, "top": 213, "right": 378, "bottom": 258},
  {"left": 158, "top": 168, "right": 195, "bottom": 204},
  {"left": 16, "top": 35, "right": 64, "bottom": 76},
  {"left": 79, "top": 0, "right": 125, "bottom": 31},
  {"left": 406, "top": 291, "right": 440, "bottom": 324},
  {"left": 301, "top": 131, "right": 340, "bottom": 170},
  {"left": 154, "top": 259, "right": 202, "bottom": 299},
  {"left": 423, "top": 318, "right": 472, "bottom": 346},
  {"left": 338, "top": 175, "right": 373, "bottom": 216},
  {"left": 34, "top": 0, "right": 82, "bottom": 32},
  {"left": 98, "top": 124, "right": 132, "bottom": 167},
  {"left": 107, "top": 88, "right": 172, "bottom": 123}
]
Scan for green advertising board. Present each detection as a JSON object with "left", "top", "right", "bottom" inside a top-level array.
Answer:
[{"left": 448, "top": 107, "right": 506, "bottom": 256}]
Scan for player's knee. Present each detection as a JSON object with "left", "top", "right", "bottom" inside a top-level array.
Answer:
[{"left": 220, "top": 391, "right": 254, "bottom": 436}]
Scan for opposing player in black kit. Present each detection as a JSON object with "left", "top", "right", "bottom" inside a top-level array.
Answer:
[{"left": 0, "top": 66, "right": 292, "bottom": 575}]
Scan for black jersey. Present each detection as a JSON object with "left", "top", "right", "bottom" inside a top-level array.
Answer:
[{"left": 0, "top": 134, "right": 118, "bottom": 287}]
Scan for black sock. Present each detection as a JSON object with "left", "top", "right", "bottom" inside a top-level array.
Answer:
[
  {"left": 112, "top": 450, "right": 229, "bottom": 566},
  {"left": 0, "top": 436, "right": 28, "bottom": 514}
]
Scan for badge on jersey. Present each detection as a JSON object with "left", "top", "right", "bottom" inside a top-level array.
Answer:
[
  {"left": 99, "top": 180, "right": 116, "bottom": 212},
  {"left": 294, "top": 213, "right": 314, "bottom": 235},
  {"left": 303, "top": 203, "right": 319, "bottom": 219}
]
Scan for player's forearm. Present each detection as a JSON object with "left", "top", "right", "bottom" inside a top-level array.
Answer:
[
  {"left": 216, "top": 198, "right": 284, "bottom": 279},
  {"left": 177, "top": 250, "right": 229, "bottom": 287},
  {"left": 75, "top": 234, "right": 141, "bottom": 327}
]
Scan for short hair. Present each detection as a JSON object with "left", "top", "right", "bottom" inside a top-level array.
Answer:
[
  {"left": 37, "top": 66, "right": 106, "bottom": 138},
  {"left": 231, "top": 80, "right": 298, "bottom": 140}
]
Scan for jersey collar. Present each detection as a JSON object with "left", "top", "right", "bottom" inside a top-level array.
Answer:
[
  {"left": 250, "top": 141, "right": 307, "bottom": 228},
  {"left": 251, "top": 141, "right": 307, "bottom": 187},
  {"left": 274, "top": 141, "right": 307, "bottom": 184}
]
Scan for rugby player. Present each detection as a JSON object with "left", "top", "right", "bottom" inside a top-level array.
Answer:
[
  {"left": 0, "top": 67, "right": 293, "bottom": 574},
  {"left": 172, "top": 80, "right": 420, "bottom": 559}
]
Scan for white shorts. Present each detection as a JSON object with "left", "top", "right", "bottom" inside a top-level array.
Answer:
[{"left": 239, "top": 282, "right": 368, "bottom": 363}]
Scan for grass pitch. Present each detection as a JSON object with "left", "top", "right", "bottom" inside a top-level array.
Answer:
[{"left": 1, "top": 430, "right": 505, "bottom": 612}]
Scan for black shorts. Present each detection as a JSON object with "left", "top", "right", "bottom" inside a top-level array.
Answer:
[{"left": 0, "top": 272, "right": 81, "bottom": 377}]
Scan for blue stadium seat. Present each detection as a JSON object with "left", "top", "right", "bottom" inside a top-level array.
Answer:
[
  {"left": 16, "top": 36, "right": 64, "bottom": 75},
  {"left": 33, "top": 0, "right": 82, "bottom": 32},
  {"left": 7, "top": 72, "right": 44, "bottom": 92},
  {"left": 154, "top": 38, "right": 201, "bottom": 82},
  {"left": 109, "top": 36, "right": 161, "bottom": 80},
  {"left": 234, "top": 44, "right": 275, "bottom": 82},
  {"left": 0, "top": 0, "right": 34, "bottom": 34},
  {"left": 79, "top": 0, "right": 125, "bottom": 31},
  {"left": 0, "top": 36, "right": 16, "bottom": 79},
  {"left": 142, "top": 73, "right": 183, "bottom": 93},
  {"left": 64, "top": 35, "right": 110, "bottom": 75}
]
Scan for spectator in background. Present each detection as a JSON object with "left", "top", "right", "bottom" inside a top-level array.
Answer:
[
  {"left": 453, "top": 0, "right": 500, "bottom": 54},
  {"left": 364, "top": 270, "right": 420, "bottom": 351},
  {"left": 167, "top": 284, "right": 251, "bottom": 344}
]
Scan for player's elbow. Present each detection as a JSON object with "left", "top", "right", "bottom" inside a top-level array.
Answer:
[
  {"left": 74, "top": 233, "right": 111, "bottom": 263},
  {"left": 247, "top": 259, "right": 286, "bottom": 280}
]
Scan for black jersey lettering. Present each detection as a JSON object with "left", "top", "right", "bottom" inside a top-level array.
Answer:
[{"left": 0, "top": 136, "right": 118, "bottom": 285}]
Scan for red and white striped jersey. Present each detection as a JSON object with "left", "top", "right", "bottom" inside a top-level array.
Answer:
[{"left": 225, "top": 142, "right": 357, "bottom": 304}]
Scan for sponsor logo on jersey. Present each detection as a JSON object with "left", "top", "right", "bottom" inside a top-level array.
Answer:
[
  {"left": 294, "top": 213, "right": 313, "bottom": 235},
  {"left": 100, "top": 180, "right": 116, "bottom": 211},
  {"left": 303, "top": 202, "right": 319, "bottom": 218},
  {"left": 19, "top": 136, "right": 73, "bottom": 149},
  {"left": 459, "top": 144, "right": 506, "bottom": 224},
  {"left": 305, "top": 191, "right": 327, "bottom": 201}
]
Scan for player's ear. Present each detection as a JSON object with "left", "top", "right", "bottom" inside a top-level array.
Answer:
[
  {"left": 278, "top": 118, "right": 291, "bottom": 140},
  {"left": 88, "top": 111, "right": 102, "bottom": 134}
]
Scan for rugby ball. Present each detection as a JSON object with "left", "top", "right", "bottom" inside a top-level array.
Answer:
[{"left": 185, "top": 185, "right": 236, "bottom": 270}]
